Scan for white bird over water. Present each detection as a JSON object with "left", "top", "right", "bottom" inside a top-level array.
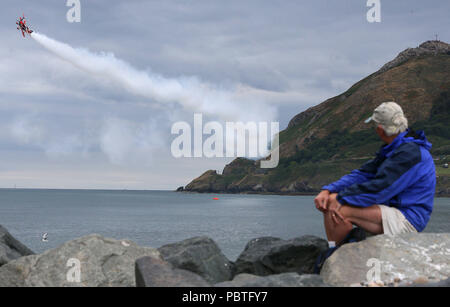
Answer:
[{"left": 42, "top": 233, "right": 48, "bottom": 242}]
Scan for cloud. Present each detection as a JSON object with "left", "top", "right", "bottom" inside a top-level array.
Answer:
[
  {"left": 10, "top": 114, "right": 44, "bottom": 145},
  {"left": 8, "top": 113, "right": 170, "bottom": 165},
  {"left": 31, "top": 32, "right": 278, "bottom": 123},
  {"left": 100, "top": 117, "right": 165, "bottom": 165},
  {"left": 9, "top": 114, "right": 94, "bottom": 158}
]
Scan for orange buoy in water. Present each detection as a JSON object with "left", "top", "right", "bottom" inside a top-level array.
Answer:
[{"left": 213, "top": 197, "right": 219, "bottom": 200}]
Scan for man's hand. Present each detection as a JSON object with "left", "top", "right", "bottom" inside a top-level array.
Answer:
[
  {"left": 328, "top": 193, "right": 345, "bottom": 224},
  {"left": 314, "top": 190, "right": 330, "bottom": 212}
]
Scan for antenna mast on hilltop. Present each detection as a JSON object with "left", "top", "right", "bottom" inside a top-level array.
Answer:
[{"left": 432, "top": 34, "right": 440, "bottom": 56}]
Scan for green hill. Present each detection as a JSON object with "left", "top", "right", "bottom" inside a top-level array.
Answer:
[{"left": 183, "top": 41, "right": 450, "bottom": 196}]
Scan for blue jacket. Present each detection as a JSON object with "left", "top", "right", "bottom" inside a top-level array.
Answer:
[{"left": 322, "top": 129, "right": 436, "bottom": 232}]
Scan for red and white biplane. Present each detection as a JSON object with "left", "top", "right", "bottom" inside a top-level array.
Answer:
[{"left": 16, "top": 14, "right": 33, "bottom": 38}]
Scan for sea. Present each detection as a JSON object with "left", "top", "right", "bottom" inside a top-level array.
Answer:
[{"left": 0, "top": 189, "right": 448, "bottom": 261}]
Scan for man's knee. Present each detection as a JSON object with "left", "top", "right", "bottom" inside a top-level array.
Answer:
[{"left": 322, "top": 205, "right": 354, "bottom": 223}]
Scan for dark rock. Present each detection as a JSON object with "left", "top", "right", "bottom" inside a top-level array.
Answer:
[
  {"left": 135, "top": 256, "right": 211, "bottom": 287},
  {"left": 235, "top": 235, "right": 328, "bottom": 276},
  {"left": 215, "top": 273, "right": 329, "bottom": 287},
  {"left": 0, "top": 225, "right": 34, "bottom": 266},
  {"left": 251, "top": 184, "right": 264, "bottom": 192},
  {"left": 176, "top": 186, "right": 184, "bottom": 192},
  {"left": 158, "top": 236, "right": 234, "bottom": 284},
  {"left": 280, "top": 181, "right": 316, "bottom": 193},
  {"left": 234, "top": 237, "right": 283, "bottom": 275}
]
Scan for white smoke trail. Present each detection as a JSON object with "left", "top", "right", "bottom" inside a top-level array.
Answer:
[{"left": 30, "top": 32, "right": 277, "bottom": 123}]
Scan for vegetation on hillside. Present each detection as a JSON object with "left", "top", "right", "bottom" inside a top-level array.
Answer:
[{"left": 411, "top": 91, "right": 450, "bottom": 154}]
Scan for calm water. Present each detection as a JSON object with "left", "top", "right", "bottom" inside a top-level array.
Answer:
[{"left": 0, "top": 189, "right": 448, "bottom": 261}]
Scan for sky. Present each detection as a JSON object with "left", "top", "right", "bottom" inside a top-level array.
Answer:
[{"left": 0, "top": 0, "right": 448, "bottom": 190}]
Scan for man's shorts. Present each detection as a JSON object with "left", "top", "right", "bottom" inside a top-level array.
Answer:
[{"left": 378, "top": 205, "right": 418, "bottom": 236}]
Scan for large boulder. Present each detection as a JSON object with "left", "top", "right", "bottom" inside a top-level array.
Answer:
[
  {"left": 234, "top": 237, "right": 283, "bottom": 275},
  {"left": 158, "top": 236, "right": 234, "bottom": 284},
  {"left": 135, "top": 256, "right": 211, "bottom": 287},
  {"left": 215, "top": 273, "right": 329, "bottom": 287},
  {"left": 0, "top": 225, "right": 34, "bottom": 266},
  {"left": 235, "top": 235, "right": 328, "bottom": 276},
  {"left": 0, "top": 234, "right": 160, "bottom": 287},
  {"left": 321, "top": 233, "right": 450, "bottom": 286}
]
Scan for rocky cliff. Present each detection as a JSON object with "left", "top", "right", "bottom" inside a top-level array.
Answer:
[{"left": 183, "top": 41, "right": 450, "bottom": 195}]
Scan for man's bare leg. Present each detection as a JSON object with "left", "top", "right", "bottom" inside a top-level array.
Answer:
[
  {"left": 324, "top": 205, "right": 383, "bottom": 244},
  {"left": 323, "top": 209, "right": 353, "bottom": 243}
]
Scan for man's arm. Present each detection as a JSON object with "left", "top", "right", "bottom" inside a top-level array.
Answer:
[
  {"left": 336, "top": 144, "right": 422, "bottom": 207},
  {"left": 321, "top": 158, "right": 379, "bottom": 193}
]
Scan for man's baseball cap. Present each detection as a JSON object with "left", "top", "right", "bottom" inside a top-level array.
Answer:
[{"left": 365, "top": 102, "right": 405, "bottom": 125}]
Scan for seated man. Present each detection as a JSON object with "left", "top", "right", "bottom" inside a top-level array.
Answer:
[{"left": 314, "top": 102, "right": 436, "bottom": 244}]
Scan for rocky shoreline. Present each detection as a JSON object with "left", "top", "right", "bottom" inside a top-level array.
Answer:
[
  {"left": 177, "top": 187, "right": 319, "bottom": 196},
  {"left": 177, "top": 188, "right": 450, "bottom": 198},
  {"left": 0, "top": 225, "right": 448, "bottom": 287}
]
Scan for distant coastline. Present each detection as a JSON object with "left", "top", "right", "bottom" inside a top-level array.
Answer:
[
  {"left": 177, "top": 189, "right": 450, "bottom": 198},
  {"left": 0, "top": 188, "right": 172, "bottom": 192},
  {"left": 1, "top": 188, "right": 447, "bottom": 197}
]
